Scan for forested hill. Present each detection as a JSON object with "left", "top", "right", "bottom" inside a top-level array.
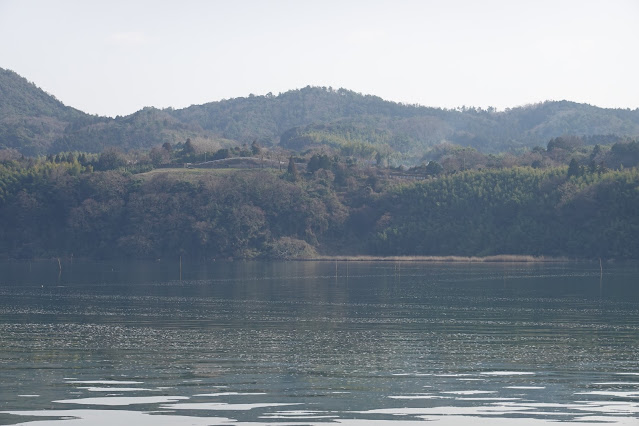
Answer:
[
  {"left": 2, "top": 67, "right": 639, "bottom": 160},
  {"left": 0, "top": 68, "right": 89, "bottom": 155},
  {"left": 169, "top": 88, "right": 639, "bottom": 157}
]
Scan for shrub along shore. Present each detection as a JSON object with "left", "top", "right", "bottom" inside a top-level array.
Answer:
[{"left": 304, "top": 255, "right": 570, "bottom": 262}]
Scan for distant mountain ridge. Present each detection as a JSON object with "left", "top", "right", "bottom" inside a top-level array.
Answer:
[{"left": 1, "top": 67, "right": 639, "bottom": 160}]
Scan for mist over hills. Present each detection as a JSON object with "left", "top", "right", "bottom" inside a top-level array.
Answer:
[{"left": 2, "top": 67, "right": 639, "bottom": 161}]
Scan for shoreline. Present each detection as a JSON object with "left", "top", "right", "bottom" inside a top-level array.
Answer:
[
  {"left": 302, "top": 254, "right": 573, "bottom": 263},
  {"left": 0, "top": 254, "right": 617, "bottom": 264}
]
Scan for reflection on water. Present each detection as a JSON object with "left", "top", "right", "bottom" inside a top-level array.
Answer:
[{"left": 1, "top": 261, "right": 639, "bottom": 425}]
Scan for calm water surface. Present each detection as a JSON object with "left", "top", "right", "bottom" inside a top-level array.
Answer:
[{"left": 1, "top": 260, "right": 638, "bottom": 425}]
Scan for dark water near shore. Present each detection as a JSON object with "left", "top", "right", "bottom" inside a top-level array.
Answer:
[{"left": 1, "top": 260, "right": 638, "bottom": 425}]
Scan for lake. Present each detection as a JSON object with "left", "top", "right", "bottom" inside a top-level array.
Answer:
[{"left": 1, "top": 260, "right": 638, "bottom": 425}]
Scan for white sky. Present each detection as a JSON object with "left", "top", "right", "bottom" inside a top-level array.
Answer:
[{"left": 1, "top": 0, "right": 638, "bottom": 117}]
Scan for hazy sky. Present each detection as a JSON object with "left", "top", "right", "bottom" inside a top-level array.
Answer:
[{"left": 1, "top": 0, "right": 638, "bottom": 117}]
